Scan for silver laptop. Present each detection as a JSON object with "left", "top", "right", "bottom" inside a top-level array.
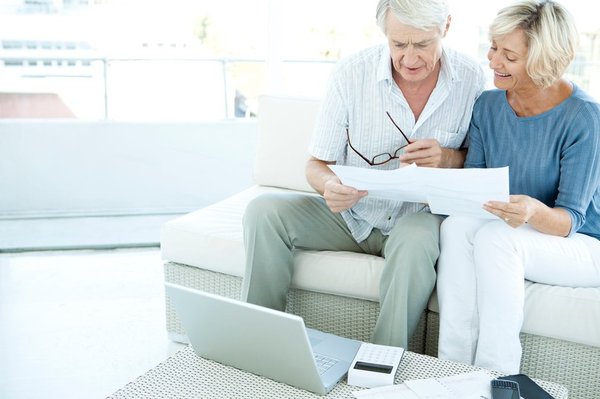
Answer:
[{"left": 165, "top": 283, "right": 362, "bottom": 395}]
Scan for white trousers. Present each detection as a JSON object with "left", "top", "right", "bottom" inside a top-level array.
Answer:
[{"left": 437, "top": 216, "right": 600, "bottom": 374}]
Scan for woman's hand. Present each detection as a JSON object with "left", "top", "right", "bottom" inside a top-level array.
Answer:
[
  {"left": 484, "top": 194, "right": 572, "bottom": 236},
  {"left": 483, "top": 195, "right": 540, "bottom": 228}
]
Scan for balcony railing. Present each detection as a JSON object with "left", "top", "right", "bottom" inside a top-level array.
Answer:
[
  {"left": 1, "top": 54, "right": 598, "bottom": 120},
  {"left": 0, "top": 54, "right": 337, "bottom": 120}
]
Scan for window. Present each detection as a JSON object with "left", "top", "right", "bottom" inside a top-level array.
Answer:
[{"left": 0, "top": 0, "right": 599, "bottom": 120}]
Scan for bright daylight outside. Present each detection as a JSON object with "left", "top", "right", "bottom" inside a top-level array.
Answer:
[
  {"left": 1, "top": 2, "right": 600, "bottom": 398},
  {"left": 0, "top": 0, "right": 598, "bottom": 121}
]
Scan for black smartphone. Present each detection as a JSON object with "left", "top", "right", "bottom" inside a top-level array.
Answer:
[
  {"left": 491, "top": 379, "right": 520, "bottom": 399},
  {"left": 499, "top": 374, "right": 555, "bottom": 399}
]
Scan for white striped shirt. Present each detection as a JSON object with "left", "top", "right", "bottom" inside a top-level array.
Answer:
[{"left": 309, "top": 43, "right": 486, "bottom": 242}]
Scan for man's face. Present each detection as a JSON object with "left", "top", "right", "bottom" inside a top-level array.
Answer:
[{"left": 385, "top": 12, "right": 446, "bottom": 84}]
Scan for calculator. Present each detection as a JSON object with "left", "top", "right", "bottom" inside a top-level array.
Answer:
[
  {"left": 347, "top": 342, "right": 405, "bottom": 388},
  {"left": 491, "top": 379, "right": 521, "bottom": 399}
]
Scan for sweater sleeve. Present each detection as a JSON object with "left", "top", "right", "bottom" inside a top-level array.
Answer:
[
  {"left": 555, "top": 102, "right": 600, "bottom": 236},
  {"left": 464, "top": 99, "right": 486, "bottom": 169}
]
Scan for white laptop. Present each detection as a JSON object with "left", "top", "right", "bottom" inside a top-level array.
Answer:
[{"left": 165, "top": 282, "right": 362, "bottom": 395}]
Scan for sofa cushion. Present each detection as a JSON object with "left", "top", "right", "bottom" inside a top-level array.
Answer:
[
  {"left": 161, "top": 186, "right": 273, "bottom": 278},
  {"left": 428, "top": 281, "right": 600, "bottom": 348},
  {"left": 253, "top": 95, "right": 320, "bottom": 193},
  {"left": 522, "top": 282, "right": 600, "bottom": 347},
  {"left": 160, "top": 186, "right": 385, "bottom": 301}
]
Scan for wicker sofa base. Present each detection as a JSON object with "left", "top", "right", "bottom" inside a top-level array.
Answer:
[
  {"left": 164, "top": 261, "right": 599, "bottom": 398},
  {"left": 164, "top": 261, "right": 426, "bottom": 354},
  {"left": 425, "top": 310, "right": 599, "bottom": 399}
]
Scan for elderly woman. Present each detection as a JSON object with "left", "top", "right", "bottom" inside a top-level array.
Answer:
[{"left": 436, "top": 0, "right": 600, "bottom": 374}]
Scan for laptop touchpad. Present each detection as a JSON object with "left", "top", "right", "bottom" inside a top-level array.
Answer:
[{"left": 309, "top": 335, "right": 324, "bottom": 348}]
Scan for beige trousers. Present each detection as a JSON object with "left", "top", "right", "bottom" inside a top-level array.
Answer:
[{"left": 241, "top": 192, "right": 442, "bottom": 348}]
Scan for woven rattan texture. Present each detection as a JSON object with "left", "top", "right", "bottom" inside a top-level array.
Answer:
[
  {"left": 164, "top": 261, "right": 426, "bottom": 353},
  {"left": 108, "top": 345, "right": 568, "bottom": 399},
  {"left": 426, "top": 311, "right": 598, "bottom": 399},
  {"left": 164, "top": 262, "right": 243, "bottom": 335}
]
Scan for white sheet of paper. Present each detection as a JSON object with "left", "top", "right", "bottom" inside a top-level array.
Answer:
[
  {"left": 404, "top": 378, "right": 453, "bottom": 398},
  {"left": 352, "top": 371, "right": 493, "bottom": 399},
  {"left": 352, "top": 383, "right": 419, "bottom": 399},
  {"left": 329, "top": 164, "right": 509, "bottom": 219},
  {"left": 404, "top": 371, "right": 493, "bottom": 399}
]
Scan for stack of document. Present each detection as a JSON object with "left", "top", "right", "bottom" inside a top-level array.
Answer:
[
  {"left": 352, "top": 370, "right": 494, "bottom": 399},
  {"left": 329, "top": 164, "right": 509, "bottom": 219}
]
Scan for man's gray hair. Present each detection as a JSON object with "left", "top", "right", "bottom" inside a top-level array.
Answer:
[
  {"left": 490, "top": 0, "right": 577, "bottom": 88},
  {"left": 375, "top": 0, "right": 450, "bottom": 34}
]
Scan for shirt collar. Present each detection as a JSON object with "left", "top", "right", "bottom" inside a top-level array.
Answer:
[
  {"left": 376, "top": 44, "right": 393, "bottom": 84},
  {"left": 439, "top": 48, "right": 457, "bottom": 84}
]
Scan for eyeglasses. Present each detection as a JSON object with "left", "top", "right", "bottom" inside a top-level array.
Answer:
[{"left": 346, "top": 111, "right": 412, "bottom": 166}]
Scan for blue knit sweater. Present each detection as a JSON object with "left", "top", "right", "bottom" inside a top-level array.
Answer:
[{"left": 465, "top": 85, "right": 600, "bottom": 239}]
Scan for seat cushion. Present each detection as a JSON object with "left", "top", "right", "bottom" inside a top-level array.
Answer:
[
  {"left": 521, "top": 282, "right": 600, "bottom": 347},
  {"left": 428, "top": 281, "right": 600, "bottom": 348},
  {"left": 160, "top": 185, "right": 385, "bottom": 301}
]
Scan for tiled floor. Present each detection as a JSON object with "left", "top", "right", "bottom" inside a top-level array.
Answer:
[{"left": 0, "top": 248, "right": 185, "bottom": 399}]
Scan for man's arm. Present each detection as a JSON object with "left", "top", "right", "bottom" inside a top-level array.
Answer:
[
  {"left": 306, "top": 157, "right": 367, "bottom": 213},
  {"left": 441, "top": 147, "right": 467, "bottom": 168},
  {"left": 399, "top": 139, "right": 466, "bottom": 168},
  {"left": 306, "top": 157, "right": 337, "bottom": 195}
]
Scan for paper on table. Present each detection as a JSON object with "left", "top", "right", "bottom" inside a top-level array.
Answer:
[
  {"left": 352, "top": 383, "right": 420, "bottom": 399},
  {"left": 352, "top": 370, "right": 494, "bottom": 399},
  {"left": 329, "top": 164, "right": 509, "bottom": 219},
  {"left": 404, "top": 371, "right": 493, "bottom": 399}
]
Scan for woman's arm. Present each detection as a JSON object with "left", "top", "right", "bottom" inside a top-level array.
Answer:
[
  {"left": 484, "top": 196, "right": 572, "bottom": 236},
  {"left": 485, "top": 101, "right": 600, "bottom": 236}
]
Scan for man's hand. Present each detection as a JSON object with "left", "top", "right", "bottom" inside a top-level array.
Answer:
[
  {"left": 323, "top": 176, "right": 368, "bottom": 213},
  {"left": 398, "top": 139, "right": 445, "bottom": 167},
  {"left": 398, "top": 139, "right": 466, "bottom": 168}
]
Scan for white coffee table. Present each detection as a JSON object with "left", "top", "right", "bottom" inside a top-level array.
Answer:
[{"left": 108, "top": 345, "right": 568, "bottom": 398}]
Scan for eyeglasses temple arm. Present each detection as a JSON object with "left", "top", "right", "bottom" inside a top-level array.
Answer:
[
  {"left": 346, "top": 128, "right": 374, "bottom": 166},
  {"left": 385, "top": 111, "right": 412, "bottom": 144}
]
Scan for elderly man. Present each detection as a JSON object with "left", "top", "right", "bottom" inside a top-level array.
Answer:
[{"left": 241, "top": 0, "right": 486, "bottom": 348}]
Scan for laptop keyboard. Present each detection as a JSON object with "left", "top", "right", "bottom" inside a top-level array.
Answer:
[{"left": 314, "top": 353, "right": 338, "bottom": 375}]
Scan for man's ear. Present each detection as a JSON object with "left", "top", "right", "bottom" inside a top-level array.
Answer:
[{"left": 443, "top": 15, "right": 452, "bottom": 37}]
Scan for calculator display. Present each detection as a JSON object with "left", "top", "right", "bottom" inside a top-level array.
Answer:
[{"left": 353, "top": 361, "right": 393, "bottom": 374}]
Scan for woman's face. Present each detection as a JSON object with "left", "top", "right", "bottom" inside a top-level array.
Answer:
[{"left": 487, "top": 29, "right": 535, "bottom": 91}]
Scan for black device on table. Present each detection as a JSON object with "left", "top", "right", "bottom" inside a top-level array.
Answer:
[
  {"left": 492, "top": 374, "right": 555, "bottom": 399},
  {"left": 491, "top": 379, "right": 520, "bottom": 399}
]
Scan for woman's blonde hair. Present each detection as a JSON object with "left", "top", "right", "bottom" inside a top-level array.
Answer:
[{"left": 490, "top": 0, "right": 578, "bottom": 88}]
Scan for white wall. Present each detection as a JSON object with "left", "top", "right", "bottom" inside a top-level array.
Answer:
[{"left": 0, "top": 120, "right": 257, "bottom": 219}]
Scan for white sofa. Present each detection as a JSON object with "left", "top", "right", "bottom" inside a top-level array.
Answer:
[{"left": 161, "top": 95, "right": 600, "bottom": 399}]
